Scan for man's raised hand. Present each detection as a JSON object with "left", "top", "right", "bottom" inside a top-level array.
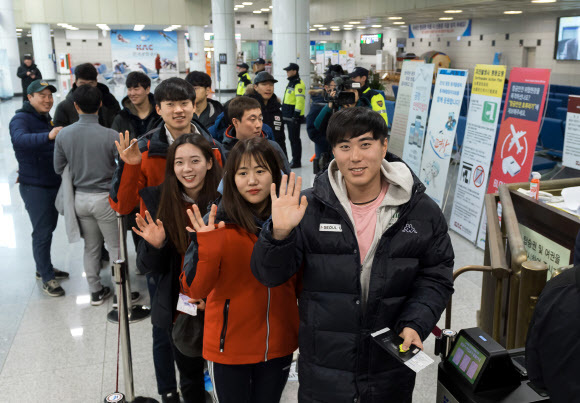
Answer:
[
  {"left": 271, "top": 173, "right": 308, "bottom": 240},
  {"left": 115, "top": 130, "right": 141, "bottom": 165}
]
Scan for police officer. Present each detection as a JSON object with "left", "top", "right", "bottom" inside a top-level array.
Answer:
[
  {"left": 236, "top": 63, "right": 252, "bottom": 96},
  {"left": 349, "top": 67, "right": 388, "bottom": 126},
  {"left": 254, "top": 58, "right": 266, "bottom": 74},
  {"left": 282, "top": 62, "right": 306, "bottom": 168}
]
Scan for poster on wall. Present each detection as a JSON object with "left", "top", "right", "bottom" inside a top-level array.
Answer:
[
  {"left": 419, "top": 68, "right": 468, "bottom": 207},
  {"left": 562, "top": 95, "right": 580, "bottom": 170},
  {"left": 110, "top": 30, "right": 178, "bottom": 74},
  {"left": 0, "top": 49, "right": 14, "bottom": 98},
  {"left": 487, "top": 68, "right": 551, "bottom": 194},
  {"left": 408, "top": 20, "right": 472, "bottom": 39},
  {"left": 338, "top": 50, "right": 348, "bottom": 70},
  {"left": 450, "top": 64, "right": 506, "bottom": 243},
  {"left": 401, "top": 63, "right": 435, "bottom": 175},
  {"left": 389, "top": 60, "right": 425, "bottom": 157},
  {"left": 315, "top": 51, "right": 325, "bottom": 75}
]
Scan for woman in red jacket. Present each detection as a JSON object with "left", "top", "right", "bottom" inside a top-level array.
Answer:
[
  {"left": 132, "top": 133, "right": 222, "bottom": 403},
  {"left": 181, "top": 137, "right": 299, "bottom": 403}
]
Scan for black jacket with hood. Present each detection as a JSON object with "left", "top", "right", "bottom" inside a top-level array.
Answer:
[
  {"left": 111, "top": 93, "right": 159, "bottom": 138},
  {"left": 196, "top": 98, "right": 224, "bottom": 130},
  {"left": 247, "top": 90, "right": 285, "bottom": 140},
  {"left": 251, "top": 152, "right": 454, "bottom": 403},
  {"left": 53, "top": 82, "right": 121, "bottom": 128}
]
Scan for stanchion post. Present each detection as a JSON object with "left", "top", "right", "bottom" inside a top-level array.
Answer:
[
  {"left": 117, "top": 214, "right": 134, "bottom": 317},
  {"left": 112, "top": 259, "right": 135, "bottom": 402}
]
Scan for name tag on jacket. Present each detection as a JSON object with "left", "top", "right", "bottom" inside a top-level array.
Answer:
[{"left": 319, "top": 223, "right": 342, "bottom": 232}]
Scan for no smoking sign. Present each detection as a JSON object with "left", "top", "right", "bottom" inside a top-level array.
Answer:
[{"left": 473, "top": 165, "right": 485, "bottom": 188}]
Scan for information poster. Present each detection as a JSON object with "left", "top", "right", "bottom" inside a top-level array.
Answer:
[
  {"left": 338, "top": 50, "right": 348, "bottom": 70},
  {"left": 519, "top": 224, "right": 571, "bottom": 278},
  {"left": 409, "top": 20, "right": 472, "bottom": 39},
  {"left": 562, "top": 95, "right": 580, "bottom": 170},
  {"left": 487, "top": 68, "right": 551, "bottom": 194},
  {"left": 389, "top": 60, "right": 425, "bottom": 157},
  {"left": 401, "top": 63, "right": 434, "bottom": 175},
  {"left": 419, "top": 69, "right": 468, "bottom": 207},
  {"left": 110, "top": 30, "right": 178, "bottom": 74},
  {"left": 450, "top": 65, "right": 506, "bottom": 242}
]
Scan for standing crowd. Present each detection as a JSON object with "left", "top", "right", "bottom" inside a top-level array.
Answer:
[{"left": 10, "top": 59, "right": 454, "bottom": 403}]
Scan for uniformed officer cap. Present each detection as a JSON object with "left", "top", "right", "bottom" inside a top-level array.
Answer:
[
  {"left": 237, "top": 63, "right": 249, "bottom": 69},
  {"left": 283, "top": 63, "right": 300, "bottom": 72},
  {"left": 349, "top": 67, "right": 369, "bottom": 78},
  {"left": 254, "top": 71, "right": 278, "bottom": 84},
  {"left": 255, "top": 58, "right": 266, "bottom": 65}
]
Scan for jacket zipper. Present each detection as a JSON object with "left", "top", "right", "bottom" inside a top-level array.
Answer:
[
  {"left": 265, "top": 288, "right": 271, "bottom": 361},
  {"left": 219, "top": 299, "right": 230, "bottom": 352}
]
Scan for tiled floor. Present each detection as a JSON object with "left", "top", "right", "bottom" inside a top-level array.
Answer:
[{"left": 0, "top": 77, "right": 483, "bottom": 403}]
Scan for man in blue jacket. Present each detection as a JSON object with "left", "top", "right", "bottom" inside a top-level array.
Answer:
[{"left": 9, "top": 80, "right": 69, "bottom": 297}]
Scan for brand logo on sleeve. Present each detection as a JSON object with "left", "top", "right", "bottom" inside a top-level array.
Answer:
[
  {"left": 402, "top": 224, "right": 417, "bottom": 234},
  {"left": 319, "top": 223, "right": 342, "bottom": 232}
]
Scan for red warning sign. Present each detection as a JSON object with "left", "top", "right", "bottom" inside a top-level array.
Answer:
[{"left": 473, "top": 165, "right": 485, "bottom": 188}]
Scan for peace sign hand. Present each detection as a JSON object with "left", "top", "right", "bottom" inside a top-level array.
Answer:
[
  {"left": 132, "top": 210, "right": 166, "bottom": 249},
  {"left": 186, "top": 204, "right": 226, "bottom": 233},
  {"left": 271, "top": 172, "right": 308, "bottom": 240},
  {"left": 115, "top": 130, "right": 142, "bottom": 165}
]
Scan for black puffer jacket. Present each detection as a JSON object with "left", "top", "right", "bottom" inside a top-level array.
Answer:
[
  {"left": 53, "top": 82, "right": 121, "bottom": 128},
  {"left": 247, "top": 91, "right": 285, "bottom": 140},
  {"left": 111, "top": 94, "right": 159, "bottom": 139},
  {"left": 251, "top": 153, "right": 454, "bottom": 403}
]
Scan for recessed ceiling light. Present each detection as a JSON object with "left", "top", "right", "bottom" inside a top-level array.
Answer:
[
  {"left": 531, "top": 0, "right": 556, "bottom": 2},
  {"left": 310, "top": 28, "right": 316, "bottom": 31},
  {"left": 269, "top": 5, "right": 273, "bottom": 8},
  {"left": 253, "top": 10, "right": 262, "bottom": 13},
  {"left": 16, "top": 28, "right": 22, "bottom": 31},
  {"left": 236, "top": 4, "right": 244, "bottom": 7},
  {"left": 343, "top": 24, "right": 353, "bottom": 28},
  {"left": 371, "top": 25, "right": 382, "bottom": 28},
  {"left": 313, "top": 24, "right": 323, "bottom": 27},
  {"left": 349, "top": 21, "right": 361, "bottom": 24},
  {"left": 261, "top": 8, "right": 269, "bottom": 11},
  {"left": 388, "top": 17, "right": 402, "bottom": 20},
  {"left": 344, "top": 28, "right": 353, "bottom": 30},
  {"left": 320, "top": 41, "right": 327, "bottom": 44},
  {"left": 332, "top": 29, "right": 340, "bottom": 31},
  {"left": 444, "top": 10, "right": 463, "bottom": 13},
  {"left": 357, "top": 26, "right": 367, "bottom": 29},
  {"left": 393, "top": 22, "right": 405, "bottom": 25},
  {"left": 439, "top": 17, "right": 453, "bottom": 20},
  {"left": 330, "top": 26, "right": 339, "bottom": 28},
  {"left": 242, "top": 1, "right": 253, "bottom": 4},
  {"left": 318, "top": 27, "right": 328, "bottom": 30},
  {"left": 504, "top": 10, "right": 523, "bottom": 14}
]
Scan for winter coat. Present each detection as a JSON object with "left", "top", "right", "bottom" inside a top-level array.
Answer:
[
  {"left": 196, "top": 98, "right": 224, "bottom": 130},
  {"left": 155, "top": 55, "right": 162, "bottom": 70},
  {"left": 181, "top": 202, "right": 299, "bottom": 365},
  {"left": 306, "top": 90, "right": 330, "bottom": 153},
  {"left": 222, "top": 125, "right": 291, "bottom": 174},
  {"left": 208, "top": 110, "right": 275, "bottom": 143},
  {"left": 111, "top": 94, "right": 159, "bottom": 139},
  {"left": 16, "top": 62, "right": 42, "bottom": 94},
  {"left": 282, "top": 75, "right": 306, "bottom": 119},
  {"left": 251, "top": 152, "right": 454, "bottom": 403},
  {"left": 109, "top": 119, "right": 226, "bottom": 216},
  {"left": 247, "top": 91, "right": 285, "bottom": 142},
  {"left": 9, "top": 102, "right": 61, "bottom": 188},
  {"left": 53, "top": 83, "right": 121, "bottom": 128}
]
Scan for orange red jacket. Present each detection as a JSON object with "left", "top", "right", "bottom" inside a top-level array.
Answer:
[{"left": 181, "top": 216, "right": 299, "bottom": 365}]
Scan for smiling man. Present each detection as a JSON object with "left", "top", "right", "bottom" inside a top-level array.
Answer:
[
  {"left": 222, "top": 96, "right": 290, "bottom": 174},
  {"left": 251, "top": 107, "right": 454, "bottom": 402}
]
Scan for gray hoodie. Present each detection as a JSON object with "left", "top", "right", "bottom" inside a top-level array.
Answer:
[{"left": 327, "top": 158, "right": 414, "bottom": 308}]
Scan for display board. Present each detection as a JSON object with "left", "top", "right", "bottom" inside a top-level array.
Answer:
[
  {"left": 419, "top": 68, "right": 468, "bottom": 207},
  {"left": 110, "top": 30, "right": 178, "bottom": 74},
  {"left": 450, "top": 65, "right": 506, "bottom": 242},
  {"left": 563, "top": 95, "right": 580, "bottom": 170},
  {"left": 409, "top": 20, "right": 472, "bottom": 39},
  {"left": 360, "top": 33, "right": 383, "bottom": 55}
]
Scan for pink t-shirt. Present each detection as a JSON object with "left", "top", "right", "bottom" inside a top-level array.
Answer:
[{"left": 350, "top": 181, "right": 389, "bottom": 263}]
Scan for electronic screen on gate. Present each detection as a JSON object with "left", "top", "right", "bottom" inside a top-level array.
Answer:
[
  {"left": 447, "top": 335, "right": 487, "bottom": 384},
  {"left": 555, "top": 16, "right": 580, "bottom": 61}
]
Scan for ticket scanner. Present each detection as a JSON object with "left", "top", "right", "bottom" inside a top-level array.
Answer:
[{"left": 436, "top": 328, "right": 550, "bottom": 403}]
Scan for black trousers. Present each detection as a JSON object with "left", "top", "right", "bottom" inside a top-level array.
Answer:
[
  {"left": 286, "top": 120, "right": 302, "bottom": 164},
  {"left": 272, "top": 128, "right": 288, "bottom": 158},
  {"left": 211, "top": 354, "right": 293, "bottom": 403}
]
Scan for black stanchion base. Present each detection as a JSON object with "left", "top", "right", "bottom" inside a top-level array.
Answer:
[{"left": 107, "top": 305, "right": 151, "bottom": 324}]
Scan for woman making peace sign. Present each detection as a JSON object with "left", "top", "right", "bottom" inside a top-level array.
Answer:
[{"left": 181, "top": 137, "right": 299, "bottom": 403}]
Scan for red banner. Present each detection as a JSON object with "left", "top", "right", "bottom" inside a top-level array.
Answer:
[{"left": 487, "top": 68, "right": 551, "bottom": 194}]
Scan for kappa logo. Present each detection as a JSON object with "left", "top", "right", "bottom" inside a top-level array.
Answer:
[{"left": 402, "top": 224, "right": 417, "bottom": 234}]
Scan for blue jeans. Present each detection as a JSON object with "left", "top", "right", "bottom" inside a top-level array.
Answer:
[{"left": 19, "top": 184, "right": 59, "bottom": 283}]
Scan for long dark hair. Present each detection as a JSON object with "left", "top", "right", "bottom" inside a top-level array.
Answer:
[
  {"left": 157, "top": 134, "right": 222, "bottom": 254},
  {"left": 222, "top": 138, "right": 282, "bottom": 234}
]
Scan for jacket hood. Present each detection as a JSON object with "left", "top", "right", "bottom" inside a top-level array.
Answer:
[
  {"left": 312, "top": 152, "right": 424, "bottom": 217},
  {"left": 223, "top": 125, "right": 266, "bottom": 147},
  {"left": 16, "top": 101, "right": 51, "bottom": 121},
  {"left": 121, "top": 93, "right": 156, "bottom": 118},
  {"left": 288, "top": 74, "right": 301, "bottom": 82}
]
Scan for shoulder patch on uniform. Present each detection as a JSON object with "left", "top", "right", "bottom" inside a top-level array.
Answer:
[
  {"left": 298, "top": 88, "right": 303, "bottom": 93},
  {"left": 377, "top": 100, "right": 383, "bottom": 107}
]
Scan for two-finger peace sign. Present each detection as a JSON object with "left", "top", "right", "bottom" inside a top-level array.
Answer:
[{"left": 186, "top": 204, "right": 226, "bottom": 233}]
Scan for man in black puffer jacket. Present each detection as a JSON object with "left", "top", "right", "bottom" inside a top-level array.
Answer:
[
  {"left": 252, "top": 107, "right": 454, "bottom": 403},
  {"left": 54, "top": 63, "right": 121, "bottom": 128}
]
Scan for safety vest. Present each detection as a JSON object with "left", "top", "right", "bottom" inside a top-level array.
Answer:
[
  {"left": 237, "top": 72, "right": 251, "bottom": 96},
  {"left": 282, "top": 76, "right": 306, "bottom": 118},
  {"left": 362, "top": 87, "right": 388, "bottom": 126}
]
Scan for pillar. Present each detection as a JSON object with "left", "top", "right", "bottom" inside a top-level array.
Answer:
[
  {"left": 0, "top": 0, "right": 20, "bottom": 97},
  {"left": 188, "top": 25, "right": 206, "bottom": 74},
  {"left": 211, "top": 0, "right": 237, "bottom": 91},
  {"left": 31, "top": 24, "right": 55, "bottom": 81},
  {"left": 272, "top": 0, "right": 310, "bottom": 107}
]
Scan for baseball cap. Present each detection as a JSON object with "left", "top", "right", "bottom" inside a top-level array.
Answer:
[
  {"left": 349, "top": 67, "right": 369, "bottom": 78},
  {"left": 254, "top": 71, "right": 278, "bottom": 85},
  {"left": 27, "top": 80, "right": 57, "bottom": 95},
  {"left": 237, "top": 63, "right": 249, "bottom": 69},
  {"left": 255, "top": 58, "right": 266, "bottom": 65},
  {"left": 283, "top": 63, "right": 300, "bottom": 71}
]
